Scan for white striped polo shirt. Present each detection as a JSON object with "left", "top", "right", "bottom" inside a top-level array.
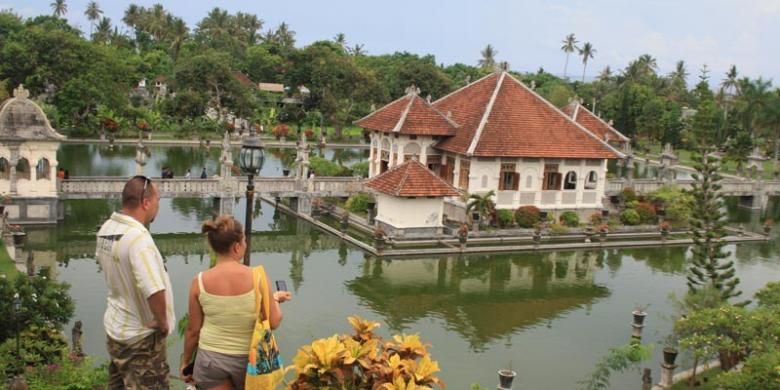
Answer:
[{"left": 96, "top": 212, "right": 175, "bottom": 343}]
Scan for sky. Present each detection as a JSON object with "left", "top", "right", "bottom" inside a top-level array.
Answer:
[{"left": 6, "top": 0, "right": 780, "bottom": 87}]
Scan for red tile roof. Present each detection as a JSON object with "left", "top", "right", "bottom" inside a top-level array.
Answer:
[
  {"left": 365, "top": 160, "right": 460, "bottom": 197},
  {"left": 233, "top": 71, "right": 257, "bottom": 89},
  {"left": 355, "top": 89, "right": 458, "bottom": 136},
  {"left": 433, "top": 72, "right": 621, "bottom": 159},
  {"left": 563, "top": 101, "right": 630, "bottom": 143}
]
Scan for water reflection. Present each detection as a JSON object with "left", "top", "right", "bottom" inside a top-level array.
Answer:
[
  {"left": 347, "top": 251, "right": 610, "bottom": 351},
  {"left": 56, "top": 144, "right": 366, "bottom": 177}
]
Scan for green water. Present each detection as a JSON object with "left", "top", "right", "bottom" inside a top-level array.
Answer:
[{"left": 29, "top": 145, "right": 780, "bottom": 388}]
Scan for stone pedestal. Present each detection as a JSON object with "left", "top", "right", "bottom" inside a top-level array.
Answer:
[{"left": 658, "top": 363, "right": 677, "bottom": 388}]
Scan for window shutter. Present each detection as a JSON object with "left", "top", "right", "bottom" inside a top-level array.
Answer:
[{"left": 512, "top": 173, "right": 520, "bottom": 190}]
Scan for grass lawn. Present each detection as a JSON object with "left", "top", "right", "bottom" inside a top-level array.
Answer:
[
  {"left": 643, "top": 144, "right": 777, "bottom": 179},
  {"left": 0, "top": 241, "right": 18, "bottom": 279},
  {"left": 670, "top": 367, "right": 722, "bottom": 389}
]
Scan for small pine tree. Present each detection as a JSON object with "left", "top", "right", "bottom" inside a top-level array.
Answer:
[{"left": 686, "top": 150, "right": 744, "bottom": 303}]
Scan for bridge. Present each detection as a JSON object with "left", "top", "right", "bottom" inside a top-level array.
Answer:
[{"left": 606, "top": 178, "right": 780, "bottom": 208}]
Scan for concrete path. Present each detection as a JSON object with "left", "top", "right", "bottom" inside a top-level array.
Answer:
[{"left": 63, "top": 138, "right": 369, "bottom": 149}]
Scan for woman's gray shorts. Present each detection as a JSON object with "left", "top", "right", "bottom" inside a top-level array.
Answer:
[{"left": 193, "top": 348, "right": 248, "bottom": 390}]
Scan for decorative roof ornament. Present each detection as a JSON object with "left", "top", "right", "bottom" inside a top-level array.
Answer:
[
  {"left": 426, "top": 94, "right": 432, "bottom": 103},
  {"left": 13, "top": 85, "right": 29, "bottom": 100},
  {"left": 404, "top": 85, "right": 420, "bottom": 96},
  {"left": 530, "top": 80, "right": 536, "bottom": 90}
]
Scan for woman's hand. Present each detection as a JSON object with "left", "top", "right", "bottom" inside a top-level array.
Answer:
[
  {"left": 273, "top": 291, "right": 292, "bottom": 303},
  {"left": 180, "top": 360, "right": 194, "bottom": 384}
]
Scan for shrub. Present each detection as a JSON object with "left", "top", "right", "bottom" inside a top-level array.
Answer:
[
  {"left": 634, "top": 202, "right": 657, "bottom": 224},
  {"left": 345, "top": 192, "right": 373, "bottom": 213},
  {"left": 755, "top": 282, "right": 780, "bottom": 308},
  {"left": 559, "top": 211, "right": 580, "bottom": 227},
  {"left": 496, "top": 209, "right": 514, "bottom": 228},
  {"left": 589, "top": 212, "right": 603, "bottom": 225},
  {"left": 715, "top": 349, "right": 780, "bottom": 389},
  {"left": 549, "top": 223, "right": 569, "bottom": 235},
  {"left": 0, "top": 268, "right": 74, "bottom": 343},
  {"left": 648, "top": 186, "right": 693, "bottom": 227},
  {"left": 272, "top": 124, "right": 290, "bottom": 138},
  {"left": 0, "top": 324, "right": 69, "bottom": 376},
  {"left": 350, "top": 161, "right": 369, "bottom": 178},
  {"left": 622, "top": 187, "right": 637, "bottom": 203},
  {"left": 310, "top": 156, "right": 351, "bottom": 176},
  {"left": 289, "top": 316, "right": 444, "bottom": 389},
  {"left": 22, "top": 355, "right": 109, "bottom": 390},
  {"left": 665, "top": 201, "right": 692, "bottom": 228},
  {"left": 514, "top": 206, "right": 541, "bottom": 228},
  {"left": 621, "top": 209, "right": 641, "bottom": 225}
]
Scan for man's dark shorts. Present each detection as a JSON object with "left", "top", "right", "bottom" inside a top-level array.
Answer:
[{"left": 107, "top": 332, "right": 169, "bottom": 389}]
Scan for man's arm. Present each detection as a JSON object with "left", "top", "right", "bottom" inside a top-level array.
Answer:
[{"left": 147, "top": 290, "right": 169, "bottom": 335}]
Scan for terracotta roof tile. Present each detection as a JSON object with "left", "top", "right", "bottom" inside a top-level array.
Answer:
[
  {"left": 433, "top": 72, "right": 621, "bottom": 159},
  {"left": 365, "top": 160, "right": 460, "bottom": 197},
  {"left": 355, "top": 92, "right": 458, "bottom": 136},
  {"left": 563, "top": 101, "right": 630, "bottom": 143}
]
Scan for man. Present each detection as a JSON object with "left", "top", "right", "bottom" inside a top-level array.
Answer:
[{"left": 96, "top": 176, "right": 174, "bottom": 389}]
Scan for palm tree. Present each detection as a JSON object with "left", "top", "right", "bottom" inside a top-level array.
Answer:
[
  {"left": 598, "top": 66, "right": 612, "bottom": 82},
  {"left": 579, "top": 42, "right": 596, "bottom": 82},
  {"left": 478, "top": 44, "right": 498, "bottom": 70},
  {"left": 738, "top": 77, "right": 772, "bottom": 136},
  {"left": 560, "top": 33, "right": 578, "bottom": 79},
  {"left": 719, "top": 65, "right": 740, "bottom": 127},
  {"left": 51, "top": 0, "right": 67, "bottom": 17},
  {"left": 671, "top": 60, "right": 688, "bottom": 82},
  {"left": 334, "top": 33, "right": 347, "bottom": 50},
  {"left": 349, "top": 44, "right": 365, "bottom": 56},
  {"left": 123, "top": 4, "right": 141, "bottom": 28},
  {"left": 84, "top": 1, "right": 102, "bottom": 35},
  {"left": 234, "top": 12, "right": 262, "bottom": 46},
  {"left": 93, "top": 17, "right": 112, "bottom": 44},
  {"left": 168, "top": 17, "right": 188, "bottom": 64},
  {"left": 636, "top": 54, "right": 658, "bottom": 76},
  {"left": 466, "top": 190, "right": 496, "bottom": 227},
  {"left": 759, "top": 90, "right": 780, "bottom": 171}
]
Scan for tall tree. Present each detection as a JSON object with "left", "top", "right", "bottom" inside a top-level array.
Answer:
[
  {"left": 759, "top": 90, "right": 780, "bottom": 171},
  {"left": 467, "top": 190, "right": 496, "bottom": 227},
  {"left": 478, "top": 44, "right": 498, "bottom": 70},
  {"left": 92, "top": 17, "right": 111, "bottom": 44},
  {"left": 686, "top": 151, "right": 744, "bottom": 304},
  {"left": 579, "top": 42, "right": 595, "bottom": 82},
  {"left": 719, "top": 65, "right": 740, "bottom": 125},
  {"left": 334, "top": 33, "right": 347, "bottom": 50},
  {"left": 84, "top": 1, "right": 102, "bottom": 35},
  {"left": 168, "top": 17, "right": 188, "bottom": 65},
  {"left": 560, "top": 33, "right": 578, "bottom": 80},
  {"left": 51, "top": 0, "right": 67, "bottom": 17},
  {"left": 597, "top": 66, "right": 612, "bottom": 82}
]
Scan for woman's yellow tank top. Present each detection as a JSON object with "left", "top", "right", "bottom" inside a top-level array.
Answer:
[{"left": 197, "top": 272, "right": 257, "bottom": 355}]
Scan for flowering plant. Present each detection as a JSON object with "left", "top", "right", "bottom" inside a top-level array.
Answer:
[
  {"left": 597, "top": 223, "right": 610, "bottom": 233},
  {"left": 659, "top": 221, "right": 671, "bottom": 232}
]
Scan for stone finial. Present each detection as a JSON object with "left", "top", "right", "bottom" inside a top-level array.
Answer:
[
  {"left": 370, "top": 103, "right": 376, "bottom": 111},
  {"left": 13, "top": 85, "right": 29, "bottom": 100},
  {"left": 608, "top": 119, "right": 614, "bottom": 126},
  {"left": 426, "top": 94, "right": 432, "bottom": 103},
  {"left": 464, "top": 75, "right": 471, "bottom": 85},
  {"left": 530, "top": 80, "right": 536, "bottom": 90},
  {"left": 446, "top": 111, "right": 452, "bottom": 119},
  {"left": 404, "top": 85, "right": 420, "bottom": 96},
  {"left": 411, "top": 154, "right": 419, "bottom": 162}
]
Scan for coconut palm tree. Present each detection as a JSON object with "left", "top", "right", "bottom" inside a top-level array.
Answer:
[
  {"left": 719, "top": 65, "right": 740, "bottom": 126},
  {"left": 466, "top": 190, "right": 496, "bottom": 227},
  {"left": 560, "top": 33, "right": 578, "bottom": 80},
  {"left": 123, "top": 4, "right": 141, "bottom": 28},
  {"left": 478, "top": 44, "right": 498, "bottom": 70},
  {"left": 579, "top": 42, "right": 595, "bottom": 82},
  {"left": 334, "top": 33, "right": 347, "bottom": 50},
  {"left": 672, "top": 60, "right": 688, "bottom": 82},
  {"left": 636, "top": 54, "right": 658, "bottom": 76},
  {"left": 598, "top": 66, "right": 612, "bottom": 82},
  {"left": 168, "top": 17, "right": 188, "bottom": 64},
  {"left": 759, "top": 90, "right": 780, "bottom": 171},
  {"left": 84, "top": 1, "right": 102, "bottom": 35},
  {"left": 93, "top": 17, "right": 112, "bottom": 44},
  {"left": 737, "top": 77, "right": 772, "bottom": 136},
  {"left": 51, "top": 0, "right": 67, "bottom": 17},
  {"left": 349, "top": 44, "right": 365, "bottom": 57}
]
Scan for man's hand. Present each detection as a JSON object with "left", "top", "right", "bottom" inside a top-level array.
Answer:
[{"left": 146, "top": 320, "right": 169, "bottom": 336}]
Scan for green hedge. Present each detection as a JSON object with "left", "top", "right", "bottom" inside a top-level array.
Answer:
[
  {"left": 559, "top": 211, "right": 580, "bottom": 227},
  {"left": 345, "top": 192, "right": 373, "bottom": 213},
  {"left": 496, "top": 209, "right": 514, "bottom": 228},
  {"left": 621, "top": 209, "right": 641, "bottom": 225}
]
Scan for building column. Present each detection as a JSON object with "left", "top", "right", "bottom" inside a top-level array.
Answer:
[
  {"left": 9, "top": 145, "right": 19, "bottom": 195},
  {"left": 368, "top": 134, "right": 375, "bottom": 177}
]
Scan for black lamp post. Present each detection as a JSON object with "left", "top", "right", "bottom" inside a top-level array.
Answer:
[
  {"left": 239, "top": 129, "right": 265, "bottom": 265},
  {"left": 13, "top": 293, "right": 21, "bottom": 369}
]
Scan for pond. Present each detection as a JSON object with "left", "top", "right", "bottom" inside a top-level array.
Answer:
[
  {"left": 26, "top": 194, "right": 780, "bottom": 389},
  {"left": 56, "top": 144, "right": 367, "bottom": 178},
  {"left": 25, "top": 144, "right": 778, "bottom": 387}
]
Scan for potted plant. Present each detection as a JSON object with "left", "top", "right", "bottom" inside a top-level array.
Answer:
[
  {"left": 498, "top": 366, "right": 516, "bottom": 389},
  {"left": 9, "top": 224, "right": 26, "bottom": 245},
  {"left": 598, "top": 223, "right": 609, "bottom": 242},
  {"left": 632, "top": 304, "right": 649, "bottom": 325},
  {"left": 457, "top": 223, "right": 469, "bottom": 248},
  {"left": 764, "top": 219, "right": 773, "bottom": 234},
  {"left": 311, "top": 198, "right": 323, "bottom": 217},
  {"left": 659, "top": 221, "right": 671, "bottom": 240},
  {"left": 584, "top": 224, "right": 595, "bottom": 243},
  {"left": 272, "top": 124, "right": 290, "bottom": 142},
  {"left": 662, "top": 334, "right": 679, "bottom": 366},
  {"left": 532, "top": 222, "right": 543, "bottom": 245},
  {"left": 374, "top": 226, "right": 386, "bottom": 250}
]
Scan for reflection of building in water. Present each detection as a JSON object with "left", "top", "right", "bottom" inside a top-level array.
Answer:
[{"left": 347, "top": 251, "right": 609, "bottom": 350}]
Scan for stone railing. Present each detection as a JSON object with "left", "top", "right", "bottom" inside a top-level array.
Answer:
[
  {"left": 606, "top": 178, "right": 780, "bottom": 196},
  {"left": 60, "top": 176, "right": 364, "bottom": 199}
]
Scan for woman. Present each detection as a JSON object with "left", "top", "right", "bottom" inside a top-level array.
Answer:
[{"left": 181, "top": 215, "right": 291, "bottom": 389}]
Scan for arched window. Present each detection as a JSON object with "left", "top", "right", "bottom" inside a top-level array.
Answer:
[
  {"left": 36, "top": 158, "right": 51, "bottom": 180},
  {"left": 563, "top": 171, "right": 577, "bottom": 190},
  {"left": 403, "top": 142, "right": 420, "bottom": 161},
  {"left": 525, "top": 175, "right": 534, "bottom": 189},
  {"left": 381, "top": 138, "right": 390, "bottom": 150},
  {"left": 585, "top": 170, "right": 598, "bottom": 190},
  {"left": 16, "top": 158, "right": 30, "bottom": 180},
  {"left": 0, "top": 158, "right": 9, "bottom": 180}
]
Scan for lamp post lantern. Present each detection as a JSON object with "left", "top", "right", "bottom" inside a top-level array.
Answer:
[{"left": 239, "top": 129, "right": 265, "bottom": 265}]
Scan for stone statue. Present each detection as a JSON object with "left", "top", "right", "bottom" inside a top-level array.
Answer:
[{"left": 71, "top": 320, "right": 84, "bottom": 357}]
